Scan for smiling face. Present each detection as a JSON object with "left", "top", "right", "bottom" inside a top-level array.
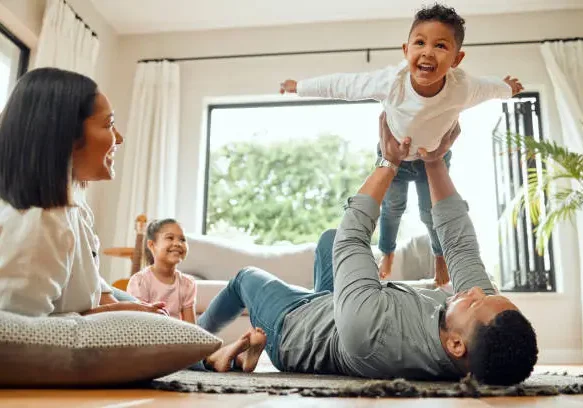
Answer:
[
  {"left": 147, "top": 222, "right": 188, "bottom": 267},
  {"left": 71, "top": 92, "right": 123, "bottom": 182},
  {"left": 403, "top": 21, "right": 465, "bottom": 97},
  {"left": 445, "top": 287, "right": 518, "bottom": 331},
  {"left": 441, "top": 286, "right": 519, "bottom": 359}
]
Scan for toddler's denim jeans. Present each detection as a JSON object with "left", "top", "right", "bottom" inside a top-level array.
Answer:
[{"left": 377, "top": 145, "right": 452, "bottom": 256}]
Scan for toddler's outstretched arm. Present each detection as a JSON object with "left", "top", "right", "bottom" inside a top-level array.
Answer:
[
  {"left": 279, "top": 67, "right": 394, "bottom": 101},
  {"left": 466, "top": 74, "right": 519, "bottom": 108}
]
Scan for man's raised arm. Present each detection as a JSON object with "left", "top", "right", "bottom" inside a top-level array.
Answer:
[
  {"left": 422, "top": 130, "right": 496, "bottom": 295},
  {"left": 332, "top": 114, "right": 410, "bottom": 356}
]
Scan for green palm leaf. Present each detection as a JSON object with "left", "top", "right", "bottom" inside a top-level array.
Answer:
[{"left": 494, "top": 120, "right": 583, "bottom": 254}]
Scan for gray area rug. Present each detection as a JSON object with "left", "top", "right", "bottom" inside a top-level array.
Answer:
[{"left": 150, "top": 370, "right": 583, "bottom": 398}]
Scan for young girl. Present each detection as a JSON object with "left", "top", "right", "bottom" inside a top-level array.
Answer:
[
  {"left": 128, "top": 218, "right": 197, "bottom": 322},
  {"left": 128, "top": 218, "right": 266, "bottom": 372}
]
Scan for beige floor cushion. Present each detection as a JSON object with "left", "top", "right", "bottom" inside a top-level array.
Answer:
[{"left": 0, "top": 310, "right": 222, "bottom": 386}]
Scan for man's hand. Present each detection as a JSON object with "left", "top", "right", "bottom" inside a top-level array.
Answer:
[
  {"left": 503, "top": 75, "right": 524, "bottom": 96},
  {"left": 358, "top": 113, "right": 410, "bottom": 204},
  {"left": 280, "top": 79, "right": 297, "bottom": 94},
  {"left": 417, "top": 122, "right": 460, "bottom": 163},
  {"left": 379, "top": 112, "right": 411, "bottom": 166}
]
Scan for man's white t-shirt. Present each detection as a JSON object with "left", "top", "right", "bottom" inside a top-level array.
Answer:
[{"left": 297, "top": 59, "right": 512, "bottom": 161}]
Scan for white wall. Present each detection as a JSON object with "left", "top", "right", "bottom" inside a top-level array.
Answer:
[{"left": 103, "top": 9, "right": 583, "bottom": 364}]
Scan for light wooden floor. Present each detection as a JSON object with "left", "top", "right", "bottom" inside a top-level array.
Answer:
[{"left": 2, "top": 365, "right": 583, "bottom": 408}]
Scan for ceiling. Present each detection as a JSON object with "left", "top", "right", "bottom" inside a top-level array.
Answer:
[{"left": 90, "top": 0, "right": 583, "bottom": 35}]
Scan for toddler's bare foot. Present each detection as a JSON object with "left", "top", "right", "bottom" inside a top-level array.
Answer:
[
  {"left": 236, "top": 327, "right": 267, "bottom": 373},
  {"left": 434, "top": 255, "right": 450, "bottom": 287},
  {"left": 379, "top": 252, "right": 395, "bottom": 280},
  {"left": 205, "top": 332, "right": 251, "bottom": 372}
]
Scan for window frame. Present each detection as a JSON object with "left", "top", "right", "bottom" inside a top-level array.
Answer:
[
  {"left": 202, "top": 99, "right": 375, "bottom": 235},
  {"left": 0, "top": 22, "right": 30, "bottom": 80},
  {"left": 492, "top": 92, "right": 556, "bottom": 292}
]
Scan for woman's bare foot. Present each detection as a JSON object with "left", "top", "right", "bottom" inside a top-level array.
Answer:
[
  {"left": 236, "top": 327, "right": 267, "bottom": 373},
  {"left": 205, "top": 332, "right": 251, "bottom": 372},
  {"left": 434, "top": 255, "right": 450, "bottom": 287},
  {"left": 379, "top": 252, "right": 395, "bottom": 280}
]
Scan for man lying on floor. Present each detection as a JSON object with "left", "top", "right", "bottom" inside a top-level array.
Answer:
[{"left": 197, "top": 113, "right": 538, "bottom": 385}]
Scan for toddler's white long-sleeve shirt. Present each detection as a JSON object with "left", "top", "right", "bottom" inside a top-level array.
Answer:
[{"left": 297, "top": 60, "right": 512, "bottom": 160}]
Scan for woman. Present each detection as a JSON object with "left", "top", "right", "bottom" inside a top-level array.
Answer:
[
  {"left": 0, "top": 68, "right": 163, "bottom": 316},
  {"left": 0, "top": 68, "right": 264, "bottom": 372}
]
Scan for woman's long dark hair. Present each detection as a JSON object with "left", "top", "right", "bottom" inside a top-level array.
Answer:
[{"left": 0, "top": 67, "right": 97, "bottom": 209}]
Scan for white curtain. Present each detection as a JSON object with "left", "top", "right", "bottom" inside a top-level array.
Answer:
[
  {"left": 113, "top": 61, "right": 180, "bottom": 270},
  {"left": 540, "top": 41, "right": 583, "bottom": 316},
  {"left": 540, "top": 40, "right": 583, "bottom": 152},
  {"left": 34, "top": 0, "right": 99, "bottom": 77}
]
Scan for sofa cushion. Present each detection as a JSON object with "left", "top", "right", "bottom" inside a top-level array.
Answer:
[
  {"left": 195, "top": 280, "right": 246, "bottom": 315},
  {"left": 0, "top": 310, "right": 222, "bottom": 386},
  {"left": 182, "top": 234, "right": 316, "bottom": 289}
]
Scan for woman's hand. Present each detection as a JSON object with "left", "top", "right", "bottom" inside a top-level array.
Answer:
[
  {"left": 83, "top": 301, "right": 169, "bottom": 316},
  {"left": 100, "top": 292, "right": 118, "bottom": 305},
  {"left": 379, "top": 112, "right": 411, "bottom": 166},
  {"left": 115, "top": 301, "right": 169, "bottom": 316},
  {"left": 417, "top": 122, "right": 460, "bottom": 163}
]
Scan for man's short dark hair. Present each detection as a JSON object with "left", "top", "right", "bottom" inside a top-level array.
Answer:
[
  {"left": 469, "top": 310, "right": 538, "bottom": 385},
  {"left": 410, "top": 3, "right": 466, "bottom": 48},
  {"left": 0, "top": 68, "right": 97, "bottom": 210}
]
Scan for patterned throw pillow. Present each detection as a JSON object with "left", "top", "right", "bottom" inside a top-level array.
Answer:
[{"left": 0, "top": 310, "right": 222, "bottom": 386}]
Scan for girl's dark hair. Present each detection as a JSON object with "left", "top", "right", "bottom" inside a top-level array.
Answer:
[
  {"left": 0, "top": 67, "right": 98, "bottom": 210},
  {"left": 144, "top": 218, "right": 179, "bottom": 265}
]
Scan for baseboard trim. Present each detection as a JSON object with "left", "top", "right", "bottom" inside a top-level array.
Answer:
[{"left": 538, "top": 349, "right": 583, "bottom": 364}]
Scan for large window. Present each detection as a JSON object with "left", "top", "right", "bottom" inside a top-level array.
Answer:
[
  {"left": 204, "top": 95, "right": 554, "bottom": 291},
  {"left": 0, "top": 24, "right": 29, "bottom": 110},
  {"left": 493, "top": 93, "right": 555, "bottom": 292},
  {"left": 204, "top": 101, "right": 382, "bottom": 245}
]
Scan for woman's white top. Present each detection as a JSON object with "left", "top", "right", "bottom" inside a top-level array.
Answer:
[{"left": 0, "top": 196, "right": 108, "bottom": 316}]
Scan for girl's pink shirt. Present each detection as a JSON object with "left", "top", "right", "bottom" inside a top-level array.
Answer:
[{"left": 127, "top": 267, "right": 196, "bottom": 319}]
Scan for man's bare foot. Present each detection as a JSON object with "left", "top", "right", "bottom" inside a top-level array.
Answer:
[
  {"left": 235, "top": 327, "right": 267, "bottom": 373},
  {"left": 434, "top": 255, "right": 450, "bottom": 287},
  {"left": 205, "top": 332, "right": 251, "bottom": 372},
  {"left": 379, "top": 252, "right": 395, "bottom": 280}
]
